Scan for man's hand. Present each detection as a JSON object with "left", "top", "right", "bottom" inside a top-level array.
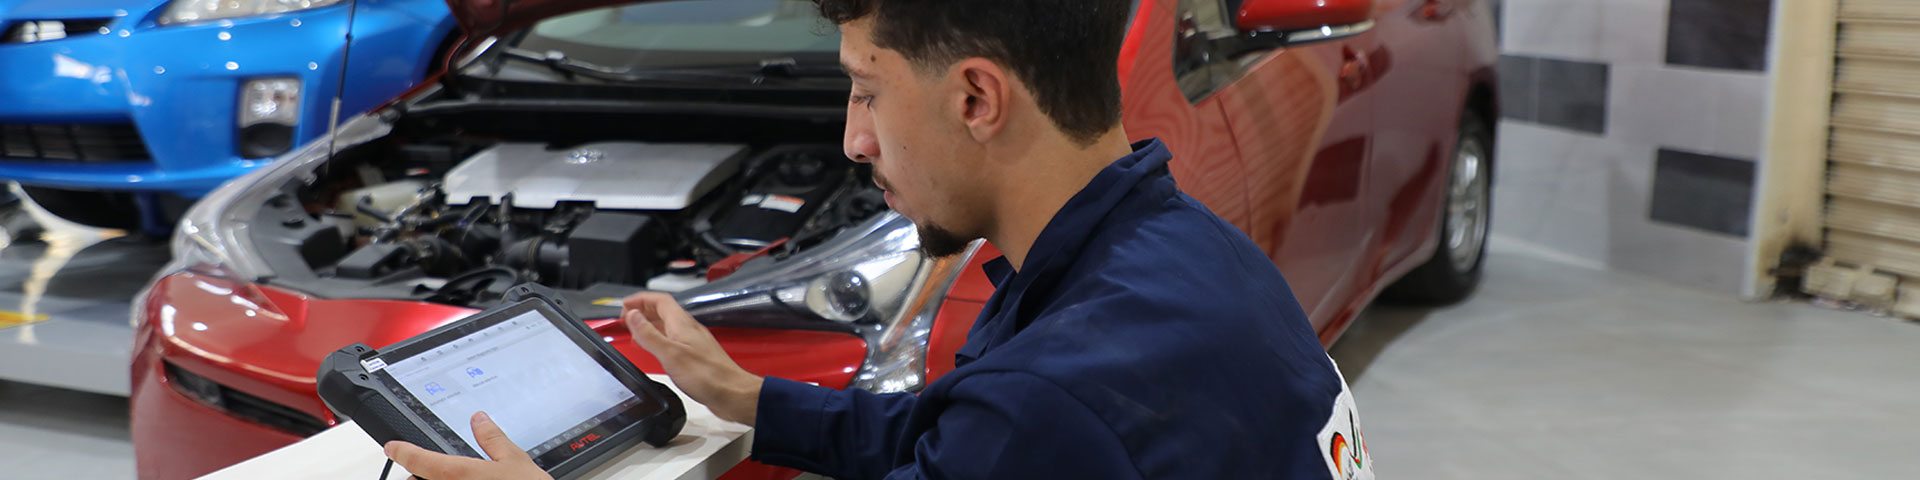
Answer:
[
  {"left": 384, "top": 411, "right": 551, "bottom": 480},
  {"left": 622, "top": 292, "right": 763, "bottom": 426}
]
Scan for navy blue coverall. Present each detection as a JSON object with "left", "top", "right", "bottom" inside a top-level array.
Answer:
[{"left": 752, "top": 139, "right": 1368, "bottom": 479}]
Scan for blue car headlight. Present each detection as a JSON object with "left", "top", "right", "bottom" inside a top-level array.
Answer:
[{"left": 158, "top": 0, "right": 346, "bottom": 25}]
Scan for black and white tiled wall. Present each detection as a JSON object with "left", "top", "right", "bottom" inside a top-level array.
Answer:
[{"left": 1490, "top": 0, "right": 1772, "bottom": 292}]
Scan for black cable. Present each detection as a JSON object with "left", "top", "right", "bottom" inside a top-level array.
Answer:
[{"left": 378, "top": 458, "right": 394, "bottom": 480}]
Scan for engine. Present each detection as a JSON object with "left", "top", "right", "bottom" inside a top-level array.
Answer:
[{"left": 275, "top": 140, "right": 886, "bottom": 307}]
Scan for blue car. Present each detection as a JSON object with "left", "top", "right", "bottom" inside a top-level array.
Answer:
[{"left": 0, "top": 0, "right": 456, "bottom": 231}]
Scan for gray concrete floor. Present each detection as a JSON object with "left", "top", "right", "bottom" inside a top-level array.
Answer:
[
  {"left": 0, "top": 198, "right": 151, "bottom": 479},
  {"left": 1331, "top": 239, "right": 1920, "bottom": 479},
  {"left": 3, "top": 237, "right": 1919, "bottom": 479},
  {"left": 0, "top": 380, "right": 132, "bottom": 479},
  {"left": 0, "top": 198, "right": 161, "bottom": 396}
]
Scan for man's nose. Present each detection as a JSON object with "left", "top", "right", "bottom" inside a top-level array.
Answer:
[
  {"left": 845, "top": 131, "right": 878, "bottom": 164},
  {"left": 844, "top": 107, "right": 879, "bottom": 164}
]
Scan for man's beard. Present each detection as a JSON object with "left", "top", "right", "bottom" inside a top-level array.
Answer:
[
  {"left": 917, "top": 223, "right": 974, "bottom": 258},
  {"left": 880, "top": 172, "right": 974, "bottom": 258}
]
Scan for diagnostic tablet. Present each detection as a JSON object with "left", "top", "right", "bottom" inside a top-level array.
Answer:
[{"left": 317, "top": 286, "right": 685, "bottom": 480}]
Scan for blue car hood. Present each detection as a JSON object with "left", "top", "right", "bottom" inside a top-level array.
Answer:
[
  {"left": 448, "top": 0, "right": 671, "bottom": 40},
  {"left": 0, "top": 0, "right": 169, "bottom": 22}
]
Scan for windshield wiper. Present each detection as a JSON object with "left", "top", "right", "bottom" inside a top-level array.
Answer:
[
  {"left": 501, "top": 48, "right": 844, "bottom": 85},
  {"left": 752, "top": 57, "right": 847, "bottom": 78}
]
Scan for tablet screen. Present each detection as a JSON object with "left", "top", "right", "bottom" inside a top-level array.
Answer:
[{"left": 382, "top": 309, "right": 642, "bottom": 462}]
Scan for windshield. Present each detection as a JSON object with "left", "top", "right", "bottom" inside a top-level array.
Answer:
[{"left": 512, "top": 0, "right": 841, "bottom": 71}]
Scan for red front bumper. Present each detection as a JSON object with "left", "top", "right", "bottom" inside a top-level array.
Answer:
[
  {"left": 131, "top": 342, "right": 307, "bottom": 480},
  {"left": 132, "top": 353, "right": 809, "bottom": 480},
  {"left": 128, "top": 272, "right": 905, "bottom": 479}
]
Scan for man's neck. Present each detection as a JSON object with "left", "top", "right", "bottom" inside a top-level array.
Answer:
[{"left": 985, "top": 130, "right": 1136, "bottom": 271}]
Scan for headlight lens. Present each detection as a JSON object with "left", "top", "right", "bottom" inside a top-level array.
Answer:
[
  {"left": 849, "top": 240, "right": 976, "bottom": 394},
  {"left": 677, "top": 213, "right": 978, "bottom": 393},
  {"left": 158, "top": 0, "right": 345, "bottom": 25}
]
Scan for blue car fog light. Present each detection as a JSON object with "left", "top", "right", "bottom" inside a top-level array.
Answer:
[{"left": 237, "top": 78, "right": 300, "bottom": 158}]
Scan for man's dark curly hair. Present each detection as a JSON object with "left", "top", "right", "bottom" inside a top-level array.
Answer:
[{"left": 812, "top": 0, "right": 1131, "bottom": 146}]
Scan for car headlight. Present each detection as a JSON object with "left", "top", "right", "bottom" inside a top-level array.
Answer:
[
  {"left": 158, "top": 0, "right": 346, "bottom": 25},
  {"left": 677, "top": 213, "right": 979, "bottom": 394}
]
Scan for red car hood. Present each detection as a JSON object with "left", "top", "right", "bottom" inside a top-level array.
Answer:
[{"left": 447, "top": 0, "right": 666, "bottom": 41}]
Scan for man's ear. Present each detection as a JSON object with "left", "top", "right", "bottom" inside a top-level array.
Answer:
[{"left": 952, "top": 58, "right": 1010, "bottom": 143}]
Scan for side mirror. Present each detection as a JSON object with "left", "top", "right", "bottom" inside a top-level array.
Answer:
[{"left": 1235, "top": 0, "right": 1375, "bottom": 46}]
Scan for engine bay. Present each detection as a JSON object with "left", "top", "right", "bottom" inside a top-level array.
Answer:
[{"left": 246, "top": 134, "right": 887, "bottom": 310}]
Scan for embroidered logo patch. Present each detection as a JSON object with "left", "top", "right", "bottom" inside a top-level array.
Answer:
[{"left": 1316, "top": 358, "right": 1372, "bottom": 480}]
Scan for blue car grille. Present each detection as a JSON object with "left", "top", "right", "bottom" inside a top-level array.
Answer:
[{"left": 0, "top": 123, "right": 151, "bottom": 162}]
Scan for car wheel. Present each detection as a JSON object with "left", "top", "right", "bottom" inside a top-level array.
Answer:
[
  {"left": 1380, "top": 112, "right": 1492, "bottom": 305},
  {"left": 20, "top": 186, "right": 141, "bottom": 231}
]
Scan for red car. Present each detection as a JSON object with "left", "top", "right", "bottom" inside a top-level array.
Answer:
[{"left": 130, "top": 0, "right": 1497, "bottom": 478}]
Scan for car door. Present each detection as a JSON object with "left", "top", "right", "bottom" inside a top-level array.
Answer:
[
  {"left": 1118, "top": 0, "right": 1255, "bottom": 233},
  {"left": 1365, "top": 0, "right": 1475, "bottom": 274},
  {"left": 1181, "top": 0, "right": 1380, "bottom": 330}
]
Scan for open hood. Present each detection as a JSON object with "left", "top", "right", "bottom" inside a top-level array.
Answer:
[{"left": 446, "top": 0, "right": 666, "bottom": 42}]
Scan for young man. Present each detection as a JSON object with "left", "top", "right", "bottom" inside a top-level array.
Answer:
[{"left": 385, "top": 0, "right": 1372, "bottom": 478}]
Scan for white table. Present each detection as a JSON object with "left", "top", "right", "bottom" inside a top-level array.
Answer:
[{"left": 199, "top": 375, "right": 753, "bottom": 480}]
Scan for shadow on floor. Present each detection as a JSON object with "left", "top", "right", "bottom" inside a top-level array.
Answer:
[
  {"left": 1328, "top": 304, "right": 1434, "bottom": 382},
  {"left": 42, "top": 236, "right": 171, "bottom": 301}
]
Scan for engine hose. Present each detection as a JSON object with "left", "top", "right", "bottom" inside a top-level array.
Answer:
[
  {"left": 433, "top": 267, "right": 522, "bottom": 303},
  {"left": 417, "top": 201, "right": 485, "bottom": 229},
  {"left": 700, "top": 230, "right": 738, "bottom": 257}
]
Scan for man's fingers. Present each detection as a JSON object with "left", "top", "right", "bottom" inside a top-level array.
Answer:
[
  {"left": 621, "top": 291, "right": 675, "bottom": 318},
  {"left": 627, "top": 310, "right": 679, "bottom": 359},
  {"left": 622, "top": 291, "right": 702, "bottom": 334},
  {"left": 657, "top": 306, "right": 705, "bottom": 338},
  {"left": 385, "top": 441, "right": 481, "bottom": 480},
  {"left": 643, "top": 298, "right": 706, "bottom": 340},
  {"left": 470, "top": 411, "right": 531, "bottom": 464}
]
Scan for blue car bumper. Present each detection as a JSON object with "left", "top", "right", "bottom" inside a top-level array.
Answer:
[{"left": 0, "top": 0, "right": 452, "bottom": 196}]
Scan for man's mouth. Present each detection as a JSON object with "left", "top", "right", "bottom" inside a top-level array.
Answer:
[{"left": 873, "top": 173, "right": 900, "bottom": 212}]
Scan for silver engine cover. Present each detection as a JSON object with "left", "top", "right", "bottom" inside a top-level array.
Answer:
[{"left": 443, "top": 142, "right": 747, "bottom": 210}]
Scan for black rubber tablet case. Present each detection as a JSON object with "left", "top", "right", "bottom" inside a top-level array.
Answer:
[{"left": 315, "top": 284, "right": 686, "bottom": 480}]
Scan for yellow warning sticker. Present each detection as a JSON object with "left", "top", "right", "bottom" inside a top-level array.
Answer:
[
  {"left": 592, "top": 297, "right": 622, "bottom": 306},
  {"left": 0, "top": 311, "right": 51, "bottom": 330}
]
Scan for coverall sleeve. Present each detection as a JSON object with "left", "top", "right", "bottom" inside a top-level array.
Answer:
[
  {"left": 751, "top": 376, "right": 921, "bottom": 479},
  {"left": 751, "top": 373, "right": 1142, "bottom": 480}
]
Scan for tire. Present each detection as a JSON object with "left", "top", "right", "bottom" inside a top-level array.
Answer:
[
  {"left": 1380, "top": 112, "right": 1493, "bottom": 305},
  {"left": 20, "top": 186, "right": 141, "bottom": 231}
]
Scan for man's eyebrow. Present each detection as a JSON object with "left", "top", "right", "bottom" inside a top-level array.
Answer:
[{"left": 840, "top": 60, "right": 873, "bottom": 80}]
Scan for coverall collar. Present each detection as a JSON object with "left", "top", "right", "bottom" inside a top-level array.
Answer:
[{"left": 963, "top": 138, "right": 1174, "bottom": 363}]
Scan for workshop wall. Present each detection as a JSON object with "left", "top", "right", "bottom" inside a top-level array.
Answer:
[{"left": 1489, "top": 0, "right": 1774, "bottom": 293}]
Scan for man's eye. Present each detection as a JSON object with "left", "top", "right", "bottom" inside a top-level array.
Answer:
[{"left": 851, "top": 94, "right": 875, "bottom": 108}]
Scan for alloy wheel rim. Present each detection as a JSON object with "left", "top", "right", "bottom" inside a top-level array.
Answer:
[{"left": 1445, "top": 138, "right": 1489, "bottom": 272}]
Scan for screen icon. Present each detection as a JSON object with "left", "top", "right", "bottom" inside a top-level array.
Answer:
[
  {"left": 466, "top": 367, "right": 485, "bottom": 378},
  {"left": 425, "top": 382, "right": 446, "bottom": 396}
]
